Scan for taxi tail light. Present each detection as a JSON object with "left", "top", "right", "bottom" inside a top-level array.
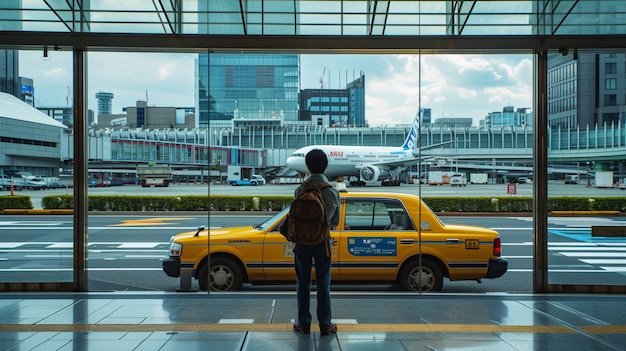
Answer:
[{"left": 493, "top": 237, "right": 501, "bottom": 257}]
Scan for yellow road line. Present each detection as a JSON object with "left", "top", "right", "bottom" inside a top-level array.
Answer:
[
  {"left": 1, "top": 323, "right": 624, "bottom": 334},
  {"left": 111, "top": 217, "right": 195, "bottom": 226}
]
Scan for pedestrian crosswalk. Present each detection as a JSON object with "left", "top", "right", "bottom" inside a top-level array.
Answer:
[{"left": 548, "top": 229, "right": 626, "bottom": 272}]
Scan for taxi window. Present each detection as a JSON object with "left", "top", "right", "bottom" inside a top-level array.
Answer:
[{"left": 344, "top": 198, "right": 411, "bottom": 231}]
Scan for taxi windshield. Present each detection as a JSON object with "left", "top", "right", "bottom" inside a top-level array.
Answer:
[{"left": 254, "top": 207, "right": 290, "bottom": 231}]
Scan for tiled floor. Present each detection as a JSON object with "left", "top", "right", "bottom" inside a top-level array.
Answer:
[{"left": 0, "top": 292, "right": 625, "bottom": 350}]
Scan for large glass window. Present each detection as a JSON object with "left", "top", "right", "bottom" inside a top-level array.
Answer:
[
  {"left": 0, "top": 50, "right": 74, "bottom": 285},
  {"left": 3, "top": 48, "right": 626, "bottom": 293},
  {"left": 547, "top": 50, "right": 626, "bottom": 290}
]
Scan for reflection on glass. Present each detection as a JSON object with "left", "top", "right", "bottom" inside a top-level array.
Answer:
[
  {"left": 0, "top": 49, "right": 74, "bottom": 283},
  {"left": 547, "top": 50, "right": 626, "bottom": 288}
]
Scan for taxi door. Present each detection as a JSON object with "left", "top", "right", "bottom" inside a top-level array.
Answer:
[
  {"left": 261, "top": 212, "right": 341, "bottom": 283},
  {"left": 337, "top": 198, "right": 416, "bottom": 282},
  {"left": 261, "top": 216, "right": 297, "bottom": 282}
]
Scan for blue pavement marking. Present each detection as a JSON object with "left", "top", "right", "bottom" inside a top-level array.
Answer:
[{"left": 549, "top": 229, "right": 626, "bottom": 243}]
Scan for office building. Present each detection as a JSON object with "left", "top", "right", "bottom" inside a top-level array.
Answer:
[
  {"left": 299, "top": 72, "right": 366, "bottom": 127},
  {"left": 19, "top": 76, "right": 34, "bottom": 106},
  {"left": 420, "top": 107, "right": 432, "bottom": 126},
  {"left": 197, "top": 53, "right": 300, "bottom": 128},
  {"left": 0, "top": 1, "right": 20, "bottom": 99},
  {"left": 433, "top": 117, "right": 473, "bottom": 128},
  {"left": 0, "top": 50, "right": 19, "bottom": 98},
  {"left": 37, "top": 106, "right": 74, "bottom": 127},
  {"left": 482, "top": 106, "right": 533, "bottom": 128},
  {"left": 548, "top": 51, "right": 626, "bottom": 129},
  {"left": 98, "top": 100, "right": 195, "bottom": 129},
  {"left": 347, "top": 72, "right": 366, "bottom": 126}
]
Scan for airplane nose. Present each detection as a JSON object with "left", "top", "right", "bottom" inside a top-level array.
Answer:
[{"left": 286, "top": 157, "right": 295, "bottom": 167}]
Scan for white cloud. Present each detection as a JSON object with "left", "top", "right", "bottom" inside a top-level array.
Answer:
[
  {"left": 19, "top": 51, "right": 195, "bottom": 111},
  {"left": 87, "top": 53, "right": 196, "bottom": 112},
  {"left": 20, "top": 52, "right": 532, "bottom": 127},
  {"left": 342, "top": 53, "right": 531, "bottom": 125}
]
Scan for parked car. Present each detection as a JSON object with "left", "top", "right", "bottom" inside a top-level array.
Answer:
[
  {"left": 47, "top": 181, "right": 69, "bottom": 189},
  {"left": 163, "top": 192, "right": 508, "bottom": 292}
]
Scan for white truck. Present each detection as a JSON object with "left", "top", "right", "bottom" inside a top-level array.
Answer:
[
  {"left": 136, "top": 164, "right": 173, "bottom": 187},
  {"left": 594, "top": 171, "right": 614, "bottom": 188},
  {"left": 450, "top": 173, "right": 467, "bottom": 187},
  {"left": 564, "top": 175, "right": 578, "bottom": 184},
  {"left": 227, "top": 166, "right": 266, "bottom": 186},
  {"left": 428, "top": 171, "right": 449, "bottom": 186},
  {"left": 470, "top": 173, "right": 488, "bottom": 184}
]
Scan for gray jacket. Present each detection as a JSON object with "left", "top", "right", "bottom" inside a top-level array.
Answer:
[{"left": 294, "top": 174, "right": 340, "bottom": 229}]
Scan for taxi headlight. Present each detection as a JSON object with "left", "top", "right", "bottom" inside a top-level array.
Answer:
[{"left": 169, "top": 239, "right": 182, "bottom": 257}]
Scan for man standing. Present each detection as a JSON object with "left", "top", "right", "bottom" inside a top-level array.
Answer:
[{"left": 292, "top": 149, "right": 340, "bottom": 336}]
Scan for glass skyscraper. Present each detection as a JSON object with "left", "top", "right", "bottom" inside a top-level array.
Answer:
[
  {"left": 0, "top": 1, "right": 20, "bottom": 98},
  {"left": 197, "top": 53, "right": 300, "bottom": 128}
]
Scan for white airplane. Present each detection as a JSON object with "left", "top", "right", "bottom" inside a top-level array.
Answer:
[{"left": 286, "top": 118, "right": 423, "bottom": 186}]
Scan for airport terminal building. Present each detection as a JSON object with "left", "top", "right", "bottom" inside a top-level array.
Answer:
[{"left": 0, "top": 92, "right": 67, "bottom": 176}]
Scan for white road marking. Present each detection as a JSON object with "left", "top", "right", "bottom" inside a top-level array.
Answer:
[
  {"left": 582, "top": 259, "right": 626, "bottom": 265},
  {"left": 0, "top": 243, "right": 24, "bottom": 248},
  {"left": 561, "top": 252, "right": 626, "bottom": 257},
  {"left": 219, "top": 319, "right": 254, "bottom": 324},
  {"left": 118, "top": 243, "right": 160, "bottom": 248},
  {"left": 550, "top": 247, "right": 626, "bottom": 251}
]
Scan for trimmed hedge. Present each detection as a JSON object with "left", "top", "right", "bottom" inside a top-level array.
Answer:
[
  {"left": 0, "top": 195, "right": 34, "bottom": 210},
  {"left": 35, "top": 194, "right": 626, "bottom": 213}
]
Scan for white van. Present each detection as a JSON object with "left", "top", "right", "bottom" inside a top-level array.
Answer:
[{"left": 450, "top": 173, "right": 467, "bottom": 187}]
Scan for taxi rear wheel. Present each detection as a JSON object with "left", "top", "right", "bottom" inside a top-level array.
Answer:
[
  {"left": 398, "top": 259, "right": 444, "bottom": 292},
  {"left": 198, "top": 257, "right": 243, "bottom": 291}
]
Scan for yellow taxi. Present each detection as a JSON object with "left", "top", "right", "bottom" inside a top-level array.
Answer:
[{"left": 162, "top": 192, "right": 507, "bottom": 292}]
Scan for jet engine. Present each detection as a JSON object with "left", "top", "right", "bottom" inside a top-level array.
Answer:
[{"left": 359, "top": 166, "right": 391, "bottom": 184}]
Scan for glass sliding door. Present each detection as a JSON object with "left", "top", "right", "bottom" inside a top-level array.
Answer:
[
  {"left": 0, "top": 49, "right": 75, "bottom": 290},
  {"left": 86, "top": 51, "right": 203, "bottom": 291},
  {"left": 546, "top": 49, "right": 626, "bottom": 293}
]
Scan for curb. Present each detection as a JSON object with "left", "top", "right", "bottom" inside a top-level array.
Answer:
[
  {"left": 1, "top": 209, "right": 74, "bottom": 215},
  {"left": 550, "top": 210, "right": 621, "bottom": 216}
]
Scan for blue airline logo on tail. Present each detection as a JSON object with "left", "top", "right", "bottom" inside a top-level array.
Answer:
[{"left": 401, "top": 123, "right": 418, "bottom": 150}]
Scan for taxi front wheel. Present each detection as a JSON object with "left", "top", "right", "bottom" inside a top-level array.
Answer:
[
  {"left": 198, "top": 257, "right": 244, "bottom": 291},
  {"left": 398, "top": 259, "right": 444, "bottom": 292}
]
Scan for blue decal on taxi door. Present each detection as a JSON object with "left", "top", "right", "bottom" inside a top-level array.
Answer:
[{"left": 347, "top": 237, "right": 397, "bottom": 256}]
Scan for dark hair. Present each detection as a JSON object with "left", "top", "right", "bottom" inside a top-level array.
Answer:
[{"left": 305, "top": 149, "right": 328, "bottom": 174}]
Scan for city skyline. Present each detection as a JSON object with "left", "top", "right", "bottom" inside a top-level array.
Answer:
[{"left": 18, "top": 51, "right": 532, "bottom": 127}]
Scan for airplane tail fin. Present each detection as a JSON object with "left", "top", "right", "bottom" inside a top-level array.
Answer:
[{"left": 401, "top": 115, "right": 419, "bottom": 150}]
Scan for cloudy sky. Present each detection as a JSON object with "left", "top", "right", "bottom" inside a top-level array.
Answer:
[{"left": 19, "top": 51, "right": 532, "bottom": 127}]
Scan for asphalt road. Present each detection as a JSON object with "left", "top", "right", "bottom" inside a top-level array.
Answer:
[{"left": 1, "top": 214, "right": 625, "bottom": 293}]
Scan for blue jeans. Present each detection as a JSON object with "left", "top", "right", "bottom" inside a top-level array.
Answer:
[{"left": 294, "top": 240, "right": 332, "bottom": 328}]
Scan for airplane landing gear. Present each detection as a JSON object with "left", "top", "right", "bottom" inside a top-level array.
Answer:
[{"left": 381, "top": 179, "right": 401, "bottom": 186}]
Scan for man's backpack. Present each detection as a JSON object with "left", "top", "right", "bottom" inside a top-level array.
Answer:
[{"left": 284, "top": 181, "right": 332, "bottom": 246}]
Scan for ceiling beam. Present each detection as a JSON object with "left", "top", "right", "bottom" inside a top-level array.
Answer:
[{"left": 1, "top": 31, "right": 625, "bottom": 54}]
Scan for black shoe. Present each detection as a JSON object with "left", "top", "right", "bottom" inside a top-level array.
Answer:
[
  {"left": 293, "top": 323, "right": 310, "bottom": 334},
  {"left": 320, "top": 323, "right": 337, "bottom": 336}
]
